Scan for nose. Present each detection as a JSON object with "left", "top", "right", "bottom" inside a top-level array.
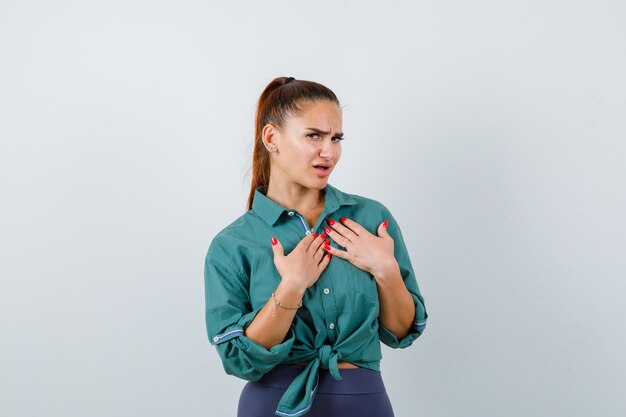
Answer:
[{"left": 319, "top": 140, "right": 336, "bottom": 160}]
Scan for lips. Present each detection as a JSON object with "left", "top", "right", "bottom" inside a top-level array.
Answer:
[
  {"left": 313, "top": 163, "right": 332, "bottom": 169},
  {"left": 313, "top": 163, "right": 332, "bottom": 177}
]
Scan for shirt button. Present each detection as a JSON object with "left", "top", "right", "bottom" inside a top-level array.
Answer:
[
  {"left": 323, "top": 288, "right": 330, "bottom": 294},
  {"left": 213, "top": 336, "right": 219, "bottom": 342},
  {"left": 287, "top": 211, "right": 294, "bottom": 216},
  {"left": 305, "top": 230, "right": 312, "bottom": 235},
  {"left": 329, "top": 323, "right": 335, "bottom": 330}
]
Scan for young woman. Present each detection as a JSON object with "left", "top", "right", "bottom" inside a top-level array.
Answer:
[{"left": 204, "top": 76, "right": 428, "bottom": 417}]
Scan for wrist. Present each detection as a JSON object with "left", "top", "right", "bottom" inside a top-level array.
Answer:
[
  {"left": 371, "top": 259, "right": 401, "bottom": 287},
  {"left": 276, "top": 279, "right": 306, "bottom": 300}
]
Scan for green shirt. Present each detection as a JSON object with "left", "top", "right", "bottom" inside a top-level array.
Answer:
[{"left": 204, "top": 182, "right": 428, "bottom": 417}]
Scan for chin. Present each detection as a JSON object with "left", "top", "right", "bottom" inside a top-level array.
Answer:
[{"left": 305, "top": 178, "right": 328, "bottom": 190}]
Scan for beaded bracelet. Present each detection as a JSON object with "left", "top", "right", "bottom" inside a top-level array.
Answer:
[{"left": 271, "top": 289, "right": 303, "bottom": 316}]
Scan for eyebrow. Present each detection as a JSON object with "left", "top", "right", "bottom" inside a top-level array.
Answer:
[{"left": 305, "top": 127, "right": 344, "bottom": 137}]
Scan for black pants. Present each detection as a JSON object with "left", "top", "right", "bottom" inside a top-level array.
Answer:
[{"left": 237, "top": 364, "right": 395, "bottom": 417}]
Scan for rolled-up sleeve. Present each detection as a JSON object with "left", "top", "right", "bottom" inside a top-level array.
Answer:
[
  {"left": 377, "top": 206, "right": 428, "bottom": 349},
  {"left": 204, "top": 237, "right": 295, "bottom": 381}
]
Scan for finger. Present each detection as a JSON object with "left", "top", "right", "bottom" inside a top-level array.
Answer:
[
  {"left": 307, "top": 232, "right": 326, "bottom": 255},
  {"left": 298, "top": 232, "right": 317, "bottom": 252},
  {"left": 270, "top": 236, "right": 284, "bottom": 258},
  {"left": 316, "top": 239, "right": 332, "bottom": 259},
  {"left": 339, "top": 217, "right": 369, "bottom": 236},
  {"left": 318, "top": 250, "right": 332, "bottom": 269},
  {"left": 323, "top": 224, "right": 351, "bottom": 248},
  {"left": 326, "top": 218, "right": 359, "bottom": 242},
  {"left": 324, "top": 245, "right": 351, "bottom": 263},
  {"left": 327, "top": 219, "right": 358, "bottom": 241},
  {"left": 377, "top": 220, "right": 390, "bottom": 238},
  {"left": 313, "top": 239, "right": 327, "bottom": 263}
]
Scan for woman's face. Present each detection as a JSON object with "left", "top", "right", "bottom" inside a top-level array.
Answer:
[{"left": 265, "top": 100, "right": 343, "bottom": 190}]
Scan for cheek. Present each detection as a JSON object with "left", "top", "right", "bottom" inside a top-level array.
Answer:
[
  {"left": 283, "top": 148, "right": 314, "bottom": 171},
  {"left": 300, "top": 145, "right": 320, "bottom": 161}
]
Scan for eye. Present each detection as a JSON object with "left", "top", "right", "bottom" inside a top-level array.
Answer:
[{"left": 306, "top": 133, "right": 344, "bottom": 141}]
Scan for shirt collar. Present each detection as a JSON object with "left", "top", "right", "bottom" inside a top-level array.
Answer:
[{"left": 251, "top": 182, "right": 358, "bottom": 226}]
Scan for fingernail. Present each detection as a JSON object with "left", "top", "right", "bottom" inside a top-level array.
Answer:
[
  {"left": 327, "top": 219, "right": 335, "bottom": 226},
  {"left": 383, "top": 220, "right": 388, "bottom": 229},
  {"left": 312, "top": 233, "right": 318, "bottom": 238},
  {"left": 319, "top": 233, "right": 327, "bottom": 240},
  {"left": 324, "top": 240, "right": 330, "bottom": 246},
  {"left": 323, "top": 226, "right": 332, "bottom": 234},
  {"left": 340, "top": 217, "right": 347, "bottom": 223},
  {"left": 271, "top": 236, "right": 278, "bottom": 246},
  {"left": 327, "top": 253, "right": 332, "bottom": 259}
]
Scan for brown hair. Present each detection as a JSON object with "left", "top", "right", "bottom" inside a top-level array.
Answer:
[{"left": 246, "top": 76, "right": 341, "bottom": 210}]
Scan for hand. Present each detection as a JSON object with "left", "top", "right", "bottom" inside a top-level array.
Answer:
[
  {"left": 323, "top": 218, "right": 398, "bottom": 279},
  {"left": 270, "top": 233, "right": 331, "bottom": 292}
]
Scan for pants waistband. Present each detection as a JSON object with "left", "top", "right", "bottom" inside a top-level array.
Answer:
[{"left": 252, "top": 364, "right": 387, "bottom": 394}]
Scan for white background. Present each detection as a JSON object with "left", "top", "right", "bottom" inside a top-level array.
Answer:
[{"left": 1, "top": 1, "right": 625, "bottom": 416}]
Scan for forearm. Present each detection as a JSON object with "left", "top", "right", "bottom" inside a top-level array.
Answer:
[
  {"left": 374, "top": 260, "right": 415, "bottom": 339},
  {"left": 243, "top": 279, "right": 305, "bottom": 350}
]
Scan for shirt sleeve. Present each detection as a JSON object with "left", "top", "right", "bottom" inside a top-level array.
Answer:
[
  {"left": 377, "top": 205, "right": 428, "bottom": 349},
  {"left": 204, "top": 236, "right": 295, "bottom": 381}
]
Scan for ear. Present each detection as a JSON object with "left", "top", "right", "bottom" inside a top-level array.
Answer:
[{"left": 262, "top": 123, "right": 279, "bottom": 149}]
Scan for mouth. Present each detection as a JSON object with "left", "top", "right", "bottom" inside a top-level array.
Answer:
[
  {"left": 313, "top": 162, "right": 332, "bottom": 169},
  {"left": 312, "top": 163, "right": 332, "bottom": 176}
]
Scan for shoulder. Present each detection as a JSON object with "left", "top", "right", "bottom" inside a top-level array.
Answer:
[
  {"left": 206, "top": 210, "right": 256, "bottom": 255},
  {"left": 332, "top": 184, "right": 394, "bottom": 217},
  {"left": 332, "top": 185, "right": 405, "bottom": 237},
  {"left": 354, "top": 194, "right": 390, "bottom": 214},
  {"left": 205, "top": 211, "right": 261, "bottom": 279}
]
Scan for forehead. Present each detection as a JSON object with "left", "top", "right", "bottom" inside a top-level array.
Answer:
[{"left": 288, "top": 100, "right": 342, "bottom": 128}]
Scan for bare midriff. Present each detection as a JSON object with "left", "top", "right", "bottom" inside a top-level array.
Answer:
[{"left": 295, "top": 361, "right": 360, "bottom": 369}]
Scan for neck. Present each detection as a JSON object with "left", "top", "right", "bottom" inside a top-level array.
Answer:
[{"left": 265, "top": 179, "right": 326, "bottom": 213}]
